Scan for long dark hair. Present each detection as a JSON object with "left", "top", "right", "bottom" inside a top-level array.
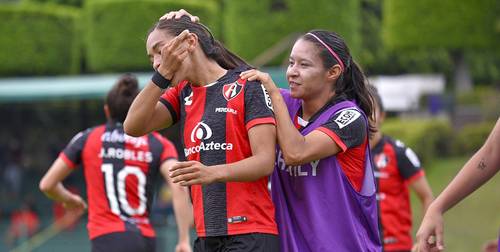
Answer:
[
  {"left": 302, "top": 30, "right": 375, "bottom": 132},
  {"left": 106, "top": 74, "right": 139, "bottom": 123},
  {"left": 150, "top": 16, "right": 250, "bottom": 70}
]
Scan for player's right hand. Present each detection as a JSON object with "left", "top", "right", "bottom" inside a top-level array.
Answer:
[
  {"left": 414, "top": 208, "right": 445, "bottom": 252},
  {"left": 160, "top": 9, "right": 199, "bottom": 23},
  {"left": 175, "top": 241, "right": 192, "bottom": 252},
  {"left": 63, "top": 193, "right": 87, "bottom": 212},
  {"left": 157, "top": 29, "right": 190, "bottom": 83}
]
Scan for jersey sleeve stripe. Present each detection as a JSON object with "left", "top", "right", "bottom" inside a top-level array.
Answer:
[
  {"left": 59, "top": 152, "right": 77, "bottom": 169},
  {"left": 245, "top": 117, "right": 276, "bottom": 131},
  {"left": 316, "top": 126, "right": 347, "bottom": 152},
  {"left": 405, "top": 169, "right": 425, "bottom": 184},
  {"left": 159, "top": 97, "right": 179, "bottom": 123}
]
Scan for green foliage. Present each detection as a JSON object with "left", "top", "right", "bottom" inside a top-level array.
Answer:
[
  {"left": 23, "top": 0, "right": 83, "bottom": 7},
  {"left": 382, "top": 0, "right": 499, "bottom": 50},
  {"left": 382, "top": 118, "right": 453, "bottom": 163},
  {"left": 0, "top": 3, "right": 81, "bottom": 76},
  {"left": 223, "top": 0, "right": 361, "bottom": 65},
  {"left": 84, "top": 0, "right": 218, "bottom": 72},
  {"left": 456, "top": 86, "right": 500, "bottom": 121},
  {"left": 453, "top": 121, "right": 496, "bottom": 155}
]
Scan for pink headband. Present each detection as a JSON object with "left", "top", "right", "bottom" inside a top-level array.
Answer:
[{"left": 307, "top": 32, "right": 344, "bottom": 71}]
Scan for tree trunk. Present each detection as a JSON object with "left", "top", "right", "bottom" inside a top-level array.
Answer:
[{"left": 450, "top": 50, "right": 473, "bottom": 93}]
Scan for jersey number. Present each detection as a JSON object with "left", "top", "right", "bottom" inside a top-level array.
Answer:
[{"left": 101, "top": 164, "right": 147, "bottom": 216}]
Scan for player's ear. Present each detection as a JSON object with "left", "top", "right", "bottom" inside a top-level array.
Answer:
[{"left": 104, "top": 105, "right": 111, "bottom": 120}]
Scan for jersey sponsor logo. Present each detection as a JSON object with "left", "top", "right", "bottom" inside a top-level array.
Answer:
[
  {"left": 215, "top": 107, "right": 238, "bottom": 115},
  {"left": 334, "top": 109, "right": 361, "bottom": 129},
  {"left": 101, "top": 129, "right": 147, "bottom": 148},
  {"left": 276, "top": 150, "right": 320, "bottom": 177},
  {"left": 190, "top": 121, "right": 212, "bottom": 142},
  {"left": 261, "top": 84, "right": 273, "bottom": 110},
  {"left": 185, "top": 121, "right": 233, "bottom": 157},
  {"left": 222, "top": 81, "right": 243, "bottom": 101},
  {"left": 184, "top": 91, "right": 193, "bottom": 105}
]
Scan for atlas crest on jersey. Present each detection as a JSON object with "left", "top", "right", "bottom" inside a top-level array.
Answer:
[{"left": 222, "top": 81, "right": 243, "bottom": 101}]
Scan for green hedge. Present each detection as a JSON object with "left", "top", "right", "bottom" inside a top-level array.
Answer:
[
  {"left": 453, "top": 121, "right": 496, "bottom": 155},
  {"left": 382, "top": 0, "right": 499, "bottom": 50},
  {"left": 0, "top": 3, "right": 80, "bottom": 76},
  {"left": 223, "top": 0, "right": 361, "bottom": 65},
  {"left": 381, "top": 118, "right": 453, "bottom": 164},
  {"left": 84, "top": 0, "right": 218, "bottom": 72}
]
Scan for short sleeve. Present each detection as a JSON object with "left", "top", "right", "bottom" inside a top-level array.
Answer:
[
  {"left": 159, "top": 137, "right": 178, "bottom": 162},
  {"left": 316, "top": 108, "right": 367, "bottom": 152},
  {"left": 244, "top": 80, "right": 276, "bottom": 130},
  {"left": 60, "top": 129, "right": 91, "bottom": 169},
  {"left": 393, "top": 140, "right": 423, "bottom": 180},
  {"left": 159, "top": 81, "right": 188, "bottom": 124}
]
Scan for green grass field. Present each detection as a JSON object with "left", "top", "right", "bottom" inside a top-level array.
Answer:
[{"left": 410, "top": 156, "right": 500, "bottom": 252}]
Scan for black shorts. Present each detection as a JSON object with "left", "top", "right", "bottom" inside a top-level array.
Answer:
[
  {"left": 91, "top": 231, "right": 156, "bottom": 252},
  {"left": 194, "top": 233, "right": 280, "bottom": 252}
]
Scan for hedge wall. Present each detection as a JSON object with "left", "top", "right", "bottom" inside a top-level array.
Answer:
[
  {"left": 382, "top": 0, "right": 499, "bottom": 50},
  {"left": 84, "top": 0, "right": 218, "bottom": 72},
  {"left": 223, "top": 0, "right": 361, "bottom": 65},
  {"left": 0, "top": 3, "right": 80, "bottom": 76},
  {"left": 382, "top": 118, "right": 453, "bottom": 164}
]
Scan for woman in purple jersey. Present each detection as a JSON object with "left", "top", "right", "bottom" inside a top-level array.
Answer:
[{"left": 240, "top": 30, "right": 382, "bottom": 251}]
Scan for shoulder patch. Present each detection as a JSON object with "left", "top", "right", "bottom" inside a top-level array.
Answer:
[
  {"left": 334, "top": 109, "right": 361, "bottom": 129},
  {"left": 405, "top": 148, "right": 421, "bottom": 167},
  {"left": 261, "top": 84, "right": 273, "bottom": 111}
]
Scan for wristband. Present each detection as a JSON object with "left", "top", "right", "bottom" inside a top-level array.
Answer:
[{"left": 152, "top": 71, "right": 172, "bottom": 89}]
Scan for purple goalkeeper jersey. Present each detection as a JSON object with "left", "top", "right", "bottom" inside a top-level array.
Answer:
[{"left": 271, "top": 89, "right": 382, "bottom": 252}]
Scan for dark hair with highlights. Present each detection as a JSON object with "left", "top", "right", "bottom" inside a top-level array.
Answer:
[
  {"left": 150, "top": 16, "right": 250, "bottom": 70},
  {"left": 106, "top": 74, "right": 139, "bottom": 123},
  {"left": 302, "top": 30, "right": 375, "bottom": 133}
]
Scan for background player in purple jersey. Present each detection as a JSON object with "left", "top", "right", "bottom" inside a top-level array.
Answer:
[
  {"left": 39, "top": 74, "right": 192, "bottom": 252},
  {"left": 415, "top": 117, "right": 500, "bottom": 252},
  {"left": 240, "top": 30, "right": 382, "bottom": 251},
  {"left": 124, "top": 14, "right": 280, "bottom": 252},
  {"left": 369, "top": 85, "right": 434, "bottom": 252}
]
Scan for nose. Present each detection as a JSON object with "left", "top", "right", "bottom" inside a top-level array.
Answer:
[
  {"left": 286, "top": 64, "right": 298, "bottom": 79},
  {"left": 153, "top": 54, "right": 161, "bottom": 71}
]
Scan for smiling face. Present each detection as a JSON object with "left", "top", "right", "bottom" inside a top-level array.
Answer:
[{"left": 286, "top": 38, "right": 333, "bottom": 100}]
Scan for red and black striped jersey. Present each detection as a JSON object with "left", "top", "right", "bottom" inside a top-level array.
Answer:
[
  {"left": 59, "top": 122, "right": 177, "bottom": 240},
  {"left": 371, "top": 135, "right": 424, "bottom": 251},
  {"left": 160, "top": 66, "right": 278, "bottom": 237}
]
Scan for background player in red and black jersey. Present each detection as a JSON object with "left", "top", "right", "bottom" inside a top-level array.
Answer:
[
  {"left": 39, "top": 74, "right": 192, "bottom": 252},
  {"left": 369, "top": 86, "right": 434, "bottom": 252},
  {"left": 124, "top": 15, "right": 279, "bottom": 251}
]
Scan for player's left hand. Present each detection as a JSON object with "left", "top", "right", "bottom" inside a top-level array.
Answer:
[
  {"left": 169, "top": 161, "right": 221, "bottom": 186},
  {"left": 240, "top": 69, "right": 279, "bottom": 95}
]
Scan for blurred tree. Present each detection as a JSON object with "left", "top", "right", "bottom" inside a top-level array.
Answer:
[{"left": 382, "top": 0, "right": 500, "bottom": 93}]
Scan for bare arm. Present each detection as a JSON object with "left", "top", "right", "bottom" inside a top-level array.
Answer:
[
  {"left": 240, "top": 69, "right": 342, "bottom": 166},
  {"left": 39, "top": 158, "right": 87, "bottom": 210},
  {"left": 170, "top": 123, "right": 276, "bottom": 185},
  {"left": 416, "top": 118, "right": 500, "bottom": 252},
  {"left": 409, "top": 176, "right": 434, "bottom": 214},
  {"left": 124, "top": 83, "right": 174, "bottom": 136},
  {"left": 160, "top": 159, "right": 192, "bottom": 252}
]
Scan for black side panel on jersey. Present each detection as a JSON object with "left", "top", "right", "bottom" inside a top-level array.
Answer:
[
  {"left": 200, "top": 82, "right": 230, "bottom": 236},
  {"left": 146, "top": 134, "right": 163, "bottom": 215},
  {"left": 63, "top": 128, "right": 93, "bottom": 166},
  {"left": 392, "top": 139, "right": 422, "bottom": 180}
]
